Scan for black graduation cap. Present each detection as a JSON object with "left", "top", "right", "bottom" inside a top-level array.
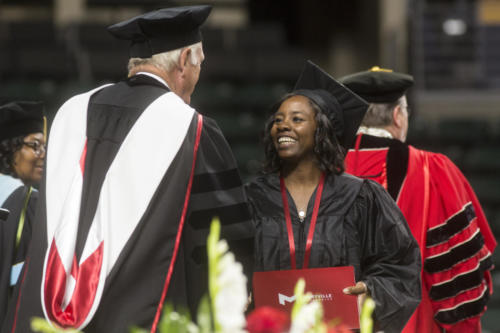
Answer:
[
  {"left": 0, "top": 208, "right": 9, "bottom": 221},
  {"left": 107, "top": 5, "right": 212, "bottom": 58},
  {"left": 293, "top": 60, "right": 369, "bottom": 149},
  {"left": 339, "top": 66, "right": 414, "bottom": 103},
  {"left": 0, "top": 101, "right": 45, "bottom": 142}
]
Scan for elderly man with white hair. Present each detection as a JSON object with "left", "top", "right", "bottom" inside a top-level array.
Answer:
[
  {"left": 2, "top": 6, "right": 254, "bottom": 333},
  {"left": 126, "top": 40, "right": 204, "bottom": 105}
]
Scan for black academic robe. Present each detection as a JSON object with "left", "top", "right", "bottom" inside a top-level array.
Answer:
[
  {"left": 0, "top": 186, "right": 37, "bottom": 328},
  {"left": 2, "top": 75, "right": 254, "bottom": 333},
  {"left": 246, "top": 172, "right": 421, "bottom": 333}
]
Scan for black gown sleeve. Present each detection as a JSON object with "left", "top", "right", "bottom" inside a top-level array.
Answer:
[
  {"left": 181, "top": 116, "right": 255, "bottom": 311},
  {"left": 351, "top": 180, "right": 421, "bottom": 333},
  {"left": 244, "top": 185, "right": 263, "bottom": 272},
  {"left": 0, "top": 186, "right": 38, "bottom": 328}
]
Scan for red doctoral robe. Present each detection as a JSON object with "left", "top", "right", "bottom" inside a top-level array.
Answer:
[{"left": 345, "top": 133, "right": 496, "bottom": 333}]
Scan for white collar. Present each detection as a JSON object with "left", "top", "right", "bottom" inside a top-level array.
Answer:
[
  {"left": 136, "top": 71, "right": 170, "bottom": 89},
  {"left": 357, "top": 126, "right": 394, "bottom": 139}
]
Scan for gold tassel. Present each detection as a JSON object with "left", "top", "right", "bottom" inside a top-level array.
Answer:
[
  {"left": 370, "top": 66, "right": 393, "bottom": 72},
  {"left": 43, "top": 116, "right": 47, "bottom": 142}
]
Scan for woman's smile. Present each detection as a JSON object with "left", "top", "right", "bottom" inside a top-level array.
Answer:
[{"left": 277, "top": 135, "right": 298, "bottom": 146}]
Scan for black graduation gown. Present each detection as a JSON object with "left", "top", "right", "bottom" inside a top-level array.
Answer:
[
  {"left": 0, "top": 186, "right": 37, "bottom": 328},
  {"left": 2, "top": 75, "right": 254, "bottom": 333},
  {"left": 246, "top": 172, "right": 421, "bottom": 333}
]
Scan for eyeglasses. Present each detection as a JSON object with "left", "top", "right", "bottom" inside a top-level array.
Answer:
[{"left": 23, "top": 140, "right": 46, "bottom": 156}]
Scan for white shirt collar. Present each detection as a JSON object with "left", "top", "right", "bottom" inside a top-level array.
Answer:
[
  {"left": 357, "top": 126, "right": 394, "bottom": 139},
  {"left": 136, "top": 71, "right": 170, "bottom": 89}
]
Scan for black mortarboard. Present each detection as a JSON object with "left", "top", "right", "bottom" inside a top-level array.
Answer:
[
  {"left": 0, "top": 101, "right": 45, "bottom": 142},
  {"left": 293, "top": 60, "right": 369, "bottom": 149},
  {"left": 107, "top": 5, "right": 212, "bottom": 58},
  {"left": 339, "top": 66, "right": 414, "bottom": 103},
  {"left": 0, "top": 208, "right": 9, "bottom": 221}
]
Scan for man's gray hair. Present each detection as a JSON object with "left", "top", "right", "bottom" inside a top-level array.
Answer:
[
  {"left": 361, "top": 96, "right": 405, "bottom": 128},
  {"left": 127, "top": 42, "right": 202, "bottom": 74}
]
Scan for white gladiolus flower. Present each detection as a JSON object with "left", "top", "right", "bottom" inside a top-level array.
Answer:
[
  {"left": 216, "top": 239, "right": 229, "bottom": 254},
  {"left": 289, "top": 301, "right": 322, "bottom": 333},
  {"left": 289, "top": 278, "right": 325, "bottom": 333},
  {"left": 214, "top": 252, "right": 247, "bottom": 333},
  {"left": 208, "top": 219, "right": 248, "bottom": 333}
]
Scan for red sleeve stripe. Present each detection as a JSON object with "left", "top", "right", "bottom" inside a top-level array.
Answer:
[
  {"left": 427, "top": 202, "right": 475, "bottom": 248},
  {"left": 434, "top": 284, "right": 489, "bottom": 325},
  {"left": 425, "top": 230, "right": 484, "bottom": 273},
  {"left": 426, "top": 228, "right": 481, "bottom": 260},
  {"left": 429, "top": 254, "right": 493, "bottom": 301},
  {"left": 425, "top": 245, "right": 491, "bottom": 285},
  {"left": 426, "top": 219, "right": 481, "bottom": 257},
  {"left": 430, "top": 251, "right": 492, "bottom": 287}
]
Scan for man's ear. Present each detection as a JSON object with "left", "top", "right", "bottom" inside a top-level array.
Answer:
[
  {"left": 393, "top": 105, "right": 403, "bottom": 128},
  {"left": 178, "top": 47, "right": 191, "bottom": 73}
]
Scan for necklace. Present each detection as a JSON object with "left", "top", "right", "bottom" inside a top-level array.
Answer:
[
  {"left": 280, "top": 173, "right": 326, "bottom": 269},
  {"left": 298, "top": 210, "right": 306, "bottom": 221}
]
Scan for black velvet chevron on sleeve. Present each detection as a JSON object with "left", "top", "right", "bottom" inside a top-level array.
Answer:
[{"left": 182, "top": 116, "right": 255, "bottom": 305}]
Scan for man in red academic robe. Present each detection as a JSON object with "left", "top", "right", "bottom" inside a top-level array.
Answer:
[{"left": 341, "top": 67, "right": 496, "bottom": 333}]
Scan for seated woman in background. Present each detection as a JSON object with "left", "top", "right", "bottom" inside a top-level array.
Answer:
[
  {"left": 246, "top": 61, "right": 421, "bottom": 332},
  {"left": 0, "top": 101, "right": 46, "bottom": 327}
]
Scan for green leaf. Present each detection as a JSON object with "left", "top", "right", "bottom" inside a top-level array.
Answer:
[
  {"left": 291, "top": 278, "right": 311, "bottom": 321},
  {"left": 178, "top": 307, "right": 192, "bottom": 322},
  {"left": 129, "top": 326, "right": 149, "bottom": 333},
  {"left": 31, "top": 317, "right": 82, "bottom": 333},
  {"left": 196, "top": 294, "right": 212, "bottom": 333},
  {"left": 360, "top": 297, "right": 376, "bottom": 333},
  {"left": 153, "top": 303, "right": 199, "bottom": 333},
  {"left": 207, "top": 217, "right": 222, "bottom": 332}
]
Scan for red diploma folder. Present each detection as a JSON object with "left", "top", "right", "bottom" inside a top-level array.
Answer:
[{"left": 252, "top": 266, "right": 360, "bottom": 329}]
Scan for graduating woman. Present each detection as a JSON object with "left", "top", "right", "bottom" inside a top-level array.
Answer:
[
  {"left": 0, "top": 101, "right": 45, "bottom": 327},
  {"left": 246, "top": 61, "right": 421, "bottom": 332}
]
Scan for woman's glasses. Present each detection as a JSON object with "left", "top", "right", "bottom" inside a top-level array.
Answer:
[{"left": 23, "top": 140, "right": 46, "bottom": 156}]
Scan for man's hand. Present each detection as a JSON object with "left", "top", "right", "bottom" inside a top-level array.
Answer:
[{"left": 342, "top": 281, "right": 368, "bottom": 295}]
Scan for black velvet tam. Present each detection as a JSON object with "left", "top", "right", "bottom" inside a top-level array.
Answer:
[
  {"left": 293, "top": 60, "right": 369, "bottom": 150},
  {"left": 107, "top": 5, "right": 212, "bottom": 58},
  {"left": 339, "top": 66, "right": 414, "bottom": 103},
  {"left": 0, "top": 101, "right": 45, "bottom": 141}
]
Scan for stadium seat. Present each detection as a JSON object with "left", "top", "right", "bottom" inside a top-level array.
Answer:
[
  {"left": 213, "top": 111, "right": 264, "bottom": 142},
  {"left": 437, "top": 118, "right": 491, "bottom": 145},
  {"left": 467, "top": 176, "right": 500, "bottom": 206},
  {"left": 462, "top": 147, "right": 500, "bottom": 173},
  {"left": 230, "top": 142, "right": 265, "bottom": 180}
]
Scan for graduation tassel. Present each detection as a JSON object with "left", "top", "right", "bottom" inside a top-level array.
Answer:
[{"left": 43, "top": 115, "right": 47, "bottom": 142}]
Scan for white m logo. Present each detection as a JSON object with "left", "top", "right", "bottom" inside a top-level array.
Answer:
[{"left": 278, "top": 293, "right": 296, "bottom": 305}]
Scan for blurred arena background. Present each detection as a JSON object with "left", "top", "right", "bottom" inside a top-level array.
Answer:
[{"left": 1, "top": 0, "right": 500, "bottom": 330}]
